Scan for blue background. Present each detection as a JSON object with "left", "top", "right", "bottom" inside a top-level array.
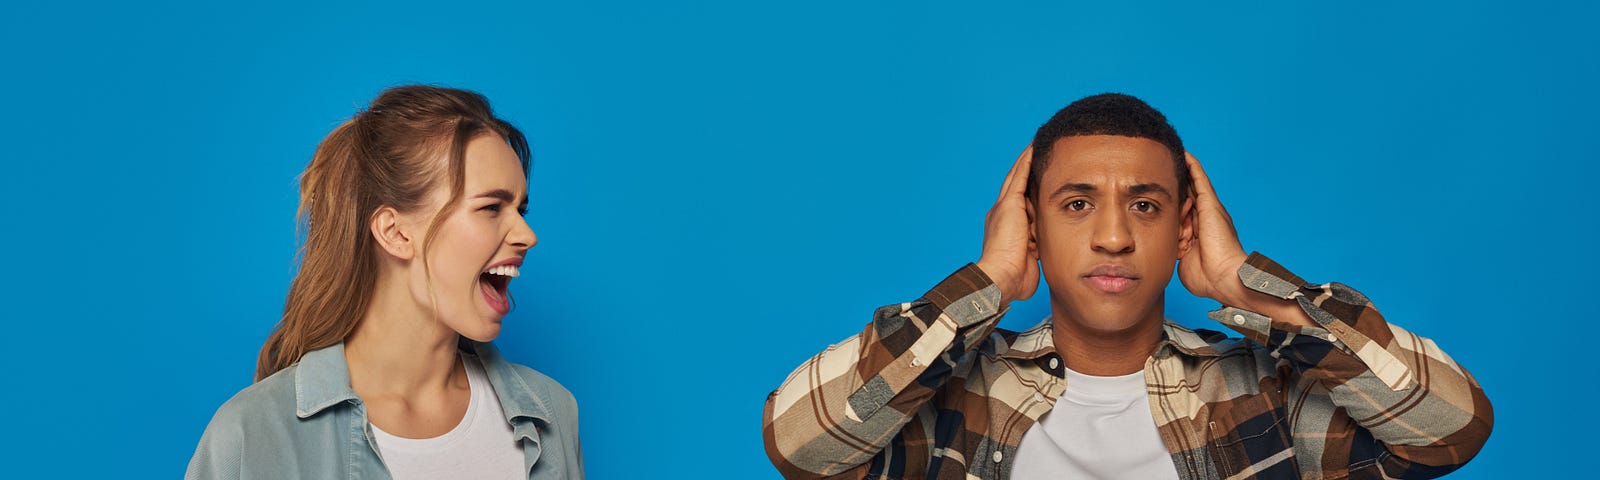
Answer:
[{"left": 3, "top": 1, "right": 1594, "bottom": 478}]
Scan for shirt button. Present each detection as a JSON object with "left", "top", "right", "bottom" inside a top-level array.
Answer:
[
  {"left": 911, "top": 358, "right": 922, "bottom": 367},
  {"left": 1048, "top": 357, "right": 1060, "bottom": 370},
  {"left": 992, "top": 451, "right": 1004, "bottom": 463},
  {"left": 1232, "top": 314, "right": 1246, "bottom": 325}
]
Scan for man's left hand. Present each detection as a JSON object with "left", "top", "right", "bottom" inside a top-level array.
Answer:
[{"left": 1177, "top": 152, "right": 1316, "bottom": 328}]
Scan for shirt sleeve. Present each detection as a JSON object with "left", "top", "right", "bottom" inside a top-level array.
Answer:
[
  {"left": 1210, "top": 252, "right": 1494, "bottom": 477},
  {"left": 762, "top": 264, "right": 1006, "bottom": 479}
]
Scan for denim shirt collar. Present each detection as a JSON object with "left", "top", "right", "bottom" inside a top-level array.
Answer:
[
  {"left": 291, "top": 342, "right": 557, "bottom": 434},
  {"left": 294, "top": 343, "right": 358, "bottom": 419}
]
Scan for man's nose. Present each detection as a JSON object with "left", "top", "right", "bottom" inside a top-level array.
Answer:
[{"left": 1090, "top": 210, "right": 1134, "bottom": 255}]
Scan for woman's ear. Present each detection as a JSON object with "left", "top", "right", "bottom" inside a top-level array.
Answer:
[
  {"left": 370, "top": 206, "right": 416, "bottom": 260},
  {"left": 1177, "top": 196, "right": 1196, "bottom": 258}
]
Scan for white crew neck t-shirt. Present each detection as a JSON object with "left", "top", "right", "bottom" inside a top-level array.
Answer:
[
  {"left": 1010, "top": 367, "right": 1181, "bottom": 479},
  {"left": 370, "top": 354, "right": 525, "bottom": 480}
]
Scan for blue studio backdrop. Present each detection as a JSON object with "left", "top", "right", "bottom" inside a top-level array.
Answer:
[{"left": 3, "top": 1, "right": 1595, "bottom": 478}]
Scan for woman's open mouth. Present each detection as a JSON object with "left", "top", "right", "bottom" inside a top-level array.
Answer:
[{"left": 479, "top": 263, "right": 519, "bottom": 315}]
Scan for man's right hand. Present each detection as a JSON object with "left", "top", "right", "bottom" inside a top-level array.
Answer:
[{"left": 976, "top": 146, "right": 1040, "bottom": 305}]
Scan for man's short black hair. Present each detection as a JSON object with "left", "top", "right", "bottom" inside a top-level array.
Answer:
[{"left": 1025, "top": 93, "right": 1190, "bottom": 203}]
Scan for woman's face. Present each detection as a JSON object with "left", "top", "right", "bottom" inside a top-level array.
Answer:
[{"left": 405, "top": 133, "right": 536, "bottom": 342}]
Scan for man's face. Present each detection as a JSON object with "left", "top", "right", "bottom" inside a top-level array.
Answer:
[{"left": 1029, "top": 135, "right": 1192, "bottom": 333}]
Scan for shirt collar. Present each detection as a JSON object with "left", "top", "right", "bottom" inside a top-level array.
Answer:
[
  {"left": 291, "top": 341, "right": 556, "bottom": 427},
  {"left": 995, "top": 318, "right": 1056, "bottom": 360},
  {"left": 293, "top": 343, "right": 358, "bottom": 419},
  {"left": 995, "top": 317, "right": 1230, "bottom": 361},
  {"left": 466, "top": 341, "right": 556, "bottom": 427},
  {"left": 1156, "top": 322, "right": 1232, "bottom": 358}
]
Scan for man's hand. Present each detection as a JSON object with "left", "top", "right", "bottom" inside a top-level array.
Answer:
[
  {"left": 1176, "top": 152, "right": 1251, "bottom": 306},
  {"left": 1178, "top": 152, "right": 1315, "bottom": 327},
  {"left": 976, "top": 147, "right": 1040, "bottom": 305}
]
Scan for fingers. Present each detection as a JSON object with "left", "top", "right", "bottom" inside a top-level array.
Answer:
[
  {"left": 998, "top": 145, "right": 1034, "bottom": 202},
  {"left": 1185, "top": 152, "right": 1243, "bottom": 248},
  {"left": 1187, "top": 151, "right": 1232, "bottom": 217},
  {"left": 1184, "top": 152, "right": 1216, "bottom": 200}
]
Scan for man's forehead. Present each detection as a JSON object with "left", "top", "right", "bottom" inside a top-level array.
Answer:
[{"left": 1041, "top": 136, "right": 1178, "bottom": 191}]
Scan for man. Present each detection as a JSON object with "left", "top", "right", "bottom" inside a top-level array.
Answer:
[{"left": 761, "top": 94, "right": 1492, "bottom": 479}]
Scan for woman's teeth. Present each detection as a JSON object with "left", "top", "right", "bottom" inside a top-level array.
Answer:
[{"left": 486, "top": 265, "right": 520, "bottom": 278}]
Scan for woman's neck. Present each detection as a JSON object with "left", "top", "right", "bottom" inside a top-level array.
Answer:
[{"left": 344, "top": 281, "right": 466, "bottom": 399}]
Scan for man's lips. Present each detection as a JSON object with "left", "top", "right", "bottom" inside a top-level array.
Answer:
[{"left": 1082, "top": 264, "right": 1140, "bottom": 294}]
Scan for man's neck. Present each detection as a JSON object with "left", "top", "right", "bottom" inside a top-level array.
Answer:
[{"left": 1050, "top": 313, "right": 1165, "bottom": 377}]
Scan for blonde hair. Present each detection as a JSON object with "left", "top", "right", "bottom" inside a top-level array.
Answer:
[{"left": 256, "top": 85, "right": 530, "bottom": 381}]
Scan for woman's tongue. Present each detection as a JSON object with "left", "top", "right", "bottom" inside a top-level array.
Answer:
[{"left": 479, "top": 273, "right": 503, "bottom": 302}]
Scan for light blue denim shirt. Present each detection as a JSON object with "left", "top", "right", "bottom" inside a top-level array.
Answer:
[{"left": 186, "top": 342, "right": 582, "bottom": 479}]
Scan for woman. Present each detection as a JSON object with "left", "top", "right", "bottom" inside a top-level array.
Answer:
[{"left": 187, "top": 85, "right": 582, "bottom": 479}]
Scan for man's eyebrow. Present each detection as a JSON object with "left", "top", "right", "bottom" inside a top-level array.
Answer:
[
  {"left": 1049, "top": 183, "right": 1174, "bottom": 201},
  {"left": 1049, "top": 183, "right": 1098, "bottom": 200},
  {"left": 1127, "top": 183, "right": 1173, "bottom": 199}
]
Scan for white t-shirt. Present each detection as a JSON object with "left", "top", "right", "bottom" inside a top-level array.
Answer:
[
  {"left": 1010, "top": 367, "right": 1181, "bottom": 479},
  {"left": 371, "top": 354, "right": 525, "bottom": 480}
]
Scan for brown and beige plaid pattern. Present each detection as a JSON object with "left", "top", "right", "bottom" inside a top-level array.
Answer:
[{"left": 762, "top": 253, "right": 1492, "bottom": 479}]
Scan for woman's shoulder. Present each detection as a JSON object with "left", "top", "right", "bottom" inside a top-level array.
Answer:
[
  {"left": 186, "top": 365, "right": 310, "bottom": 479},
  {"left": 202, "top": 365, "right": 302, "bottom": 432}
]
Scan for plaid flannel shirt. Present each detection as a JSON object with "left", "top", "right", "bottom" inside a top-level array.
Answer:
[{"left": 763, "top": 253, "right": 1492, "bottom": 479}]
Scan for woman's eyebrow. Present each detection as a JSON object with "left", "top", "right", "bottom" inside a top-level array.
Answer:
[{"left": 474, "top": 189, "right": 518, "bottom": 202}]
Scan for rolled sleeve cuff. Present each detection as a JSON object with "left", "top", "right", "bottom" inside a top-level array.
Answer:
[
  {"left": 1238, "top": 251, "right": 1310, "bottom": 300},
  {"left": 1209, "top": 306, "right": 1340, "bottom": 346},
  {"left": 1215, "top": 253, "right": 1345, "bottom": 350},
  {"left": 926, "top": 263, "right": 1006, "bottom": 328}
]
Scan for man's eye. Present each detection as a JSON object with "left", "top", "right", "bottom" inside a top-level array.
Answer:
[
  {"left": 1066, "top": 200, "right": 1090, "bottom": 211},
  {"left": 481, "top": 204, "right": 502, "bottom": 213},
  {"left": 1132, "top": 201, "right": 1157, "bottom": 213}
]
